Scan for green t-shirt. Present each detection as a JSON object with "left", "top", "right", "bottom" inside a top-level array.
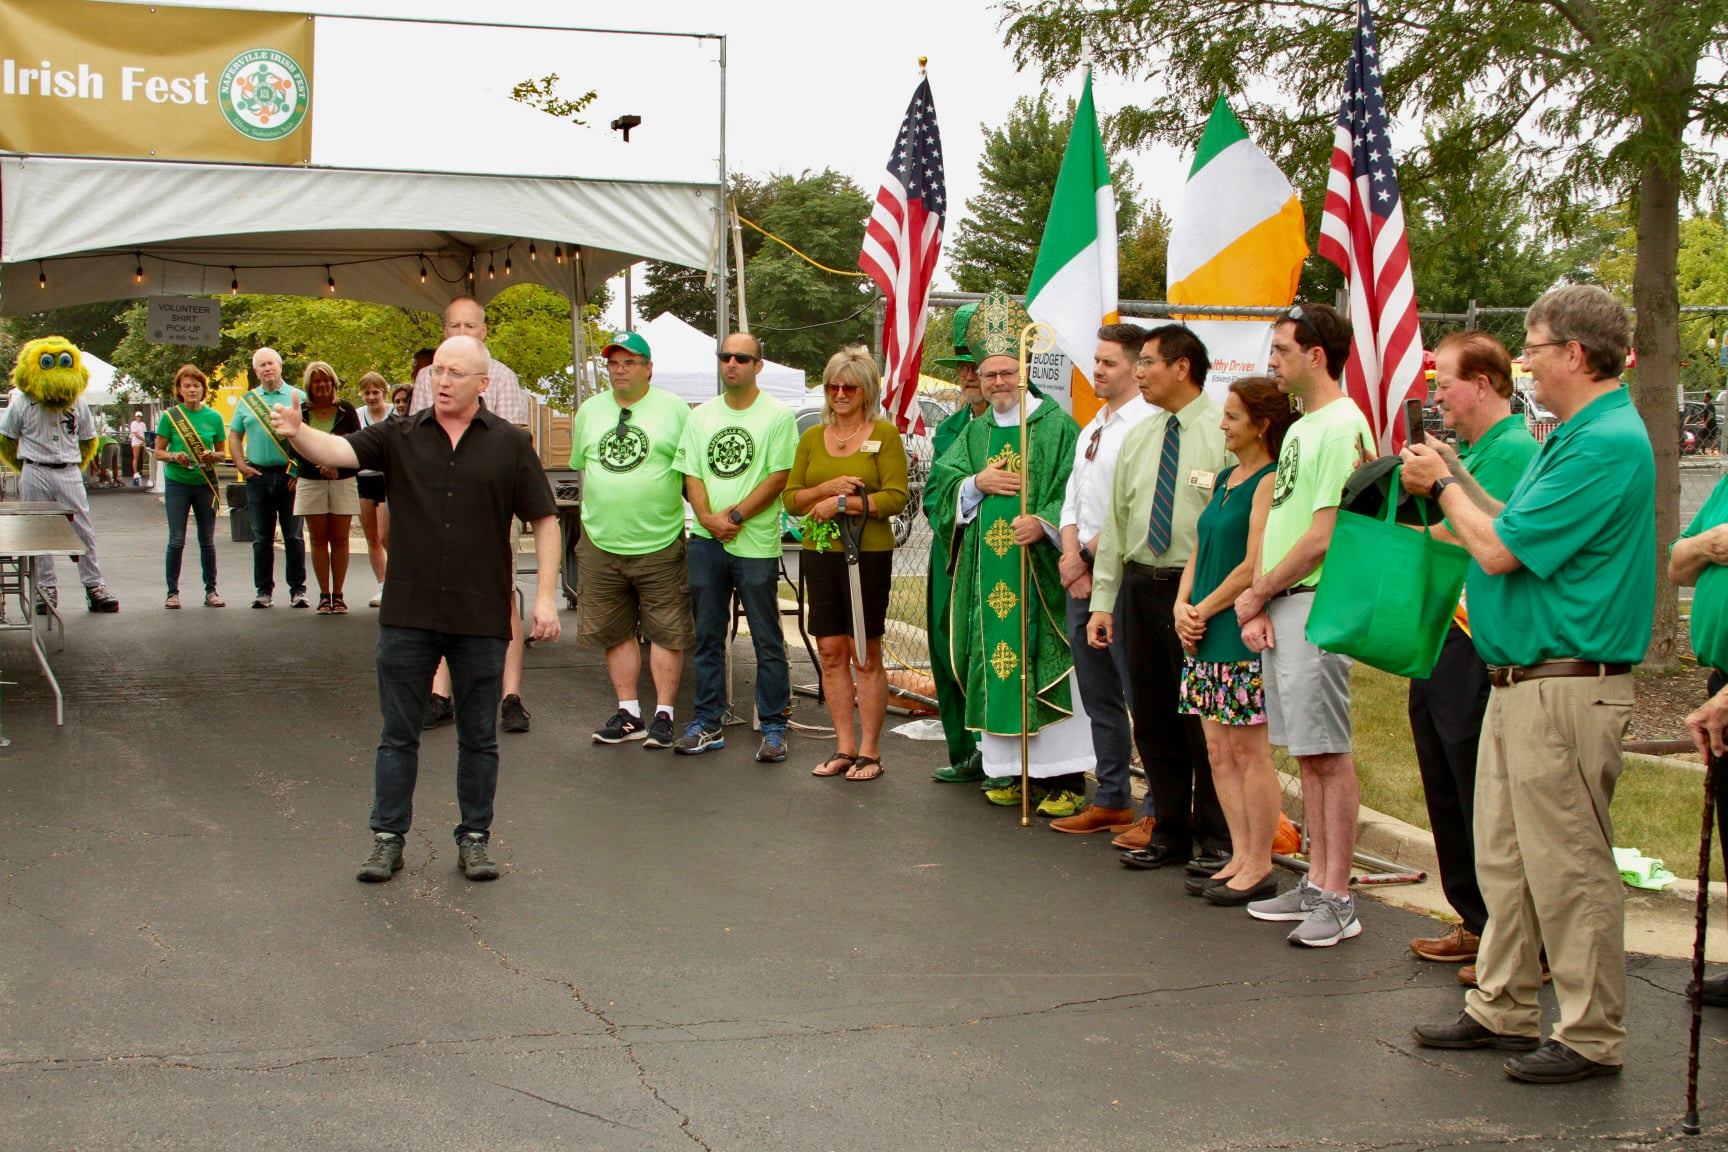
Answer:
[
  {"left": 1456, "top": 414, "right": 1539, "bottom": 503},
  {"left": 155, "top": 404, "right": 227, "bottom": 487},
  {"left": 674, "top": 389, "right": 798, "bottom": 558},
  {"left": 1684, "top": 475, "right": 1728, "bottom": 674},
  {"left": 1468, "top": 388, "right": 1655, "bottom": 667},
  {"left": 569, "top": 385, "right": 690, "bottom": 555},
  {"left": 1260, "top": 396, "right": 1374, "bottom": 587},
  {"left": 228, "top": 385, "right": 304, "bottom": 466}
]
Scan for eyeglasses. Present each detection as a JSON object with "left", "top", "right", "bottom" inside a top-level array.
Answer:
[
  {"left": 825, "top": 382, "right": 860, "bottom": 395},
  {"left": 428, "top": 365, "right": 485, "bottom": 381},
  {"left": 606, "top": 358, "right": 645, "bottom": 371},
  {"left": 718, "top": 352, "right": 760, "bottom": 364},
  {"left": 979, "top": 369, "right": 1017, "bottom": 383},
  {"left": 1521, "top": 341, "right": 1567, "bottom": 356},
  {"left": 1136, "top": 356, "right": 1171, "bottom": 369},
  {"left": 1283, "top": 304, "right": 1324, "bottom": 345},
  {"left": 615, "top": 406, "right": 632, "bottom": 440},
  {"left": 1084, "top": 426, "right": 1103, "bottom": 461}
]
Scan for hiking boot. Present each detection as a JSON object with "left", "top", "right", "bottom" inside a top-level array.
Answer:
[
  {"left": 931, "top": 749, "right": 984, "bottom": 783},
  {"left": 85, "top": 585, "right": 119, "bottom": 613},
  {"left": 355, "top": 832, "right": 404, "bottom": 882},
  {"left": 594, "top": 709, "right": 645, "bottom": 743},
  {"left": 457, "top": 832, "right": 499, "bottom": 881},
  {"left": 1247, "top": 876, "right": 1319, "bottom": 923},
  {"left": 422, "top": 693, "right": 454, "bottom": 730},
  {"left": 252, "top": 592, "right": 273, "bottom": 609},
  {"left": 755, "top": 730, "right": 788, "bottom": 763},
  {"left": 642, "top": 713, "right": 675, "bottom": 749},
  {"left": 500, "top": 694, "right": 530, "bottom": 733},
  {"left": 1035, "top": 789, "right": 1086, "bottom": 818},
  {"left": 673, "top": 721, "right": 725, "bottom": 755},
  {"left": 1287, "top": 890, "right": 1362, "bottom": 948},
  {"left": 1412, "top": 1011, "right": 1539, "bottom": 1052}
]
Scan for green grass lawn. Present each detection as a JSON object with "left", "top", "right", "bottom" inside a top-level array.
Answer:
[{"left": 1336, "top": 665, "right": 1721, "bottom": 882}]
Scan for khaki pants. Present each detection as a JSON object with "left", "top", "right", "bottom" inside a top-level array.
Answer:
[{"left": 1465, "top": 674, "right": 1632, "bottom": 1065}]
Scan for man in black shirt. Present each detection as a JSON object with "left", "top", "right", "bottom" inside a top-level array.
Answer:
[{"left": 271, "top": 334, "right": 560, "bottom": 882}]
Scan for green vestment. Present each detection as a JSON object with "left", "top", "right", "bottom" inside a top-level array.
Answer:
[{"left": 924, "top": 404, "right": 982, "bottom": 765}]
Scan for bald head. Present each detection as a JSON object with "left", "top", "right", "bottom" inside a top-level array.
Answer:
[{"left": 444, "top": 297, "right": 487, "bottom": 341}]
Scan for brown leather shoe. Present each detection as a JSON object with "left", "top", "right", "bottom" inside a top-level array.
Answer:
[
  {"left": 1459, "top": 960, "right": 1551, "bottom": 987},
  {"left": 1110, "top": 815, "right": 1156, "bottom": 850},
  {"left": 1050, "top": 805, "right": 1133, "bottom": 835},
  {"left": 1411, "top": 924, "right": 1480, "bottom": 963}
]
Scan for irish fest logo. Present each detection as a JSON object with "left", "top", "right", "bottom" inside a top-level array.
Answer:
[
  {"left": 219, "top": 49, "right": 309, "bottom": 141},
  {"left": 707, "top": 427, "right": 756, "bottom": 479}
]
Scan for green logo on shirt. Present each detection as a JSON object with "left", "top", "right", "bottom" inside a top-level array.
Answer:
[
  {"left": 597, "top": 425, "right": 650, "bottom": 473},
  {"left": 1271, "top": 439, "right": 1300, "bottom": 508},
  {"left": 707, "top": 427, "right": 756, "bottom": 478}
]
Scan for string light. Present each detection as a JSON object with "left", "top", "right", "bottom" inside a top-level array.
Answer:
[
  {"left": 504, "top": 251, "right": 513, "bottom": 276},
  {"left": 554, "top": 244, "right": 564, "bottom": 264},
  {"left": 419, "top": 254, "right": 427, "bottom": 284},
  {"left": 487, "top": 253, "right": 496, "bottom": 280},
  {"left": 466, "top": 256, "right": 475, "bottom": 283},
  {"left": 325, "top": 265, "right": 336, "bottom": 293},
  {"left": 37, "top": 261, "right": 45, "bottom": 289},
  {"left": 134, "top": 253, "right": 144, "bottom": 284},
  {"left": 528, "top": 242, "right": 537, "bottom": 261},
  {"left": 230, "top": 267, "right": 239, "bottom": 295}
]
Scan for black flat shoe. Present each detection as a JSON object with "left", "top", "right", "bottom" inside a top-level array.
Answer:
[
  {"left": 1183, "top": 849, "right": 1232, "bottom": 877},
  {"left": 1122, "top": 843, "right": 1189, "bottom": 871},
  {"left": 1504, "top": 1040, "right": 1621, "bottom": 1084},
  {"left": 1184, "top": 873, "right": 1225, "bottom": 897},
  {"left": 1202, "top": 873, "right": 1281, "bottom": 906}
]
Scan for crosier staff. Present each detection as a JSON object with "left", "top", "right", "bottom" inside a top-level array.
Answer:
[{"left": 1017, "top": 321, "right": 1056, "bottom": 827}]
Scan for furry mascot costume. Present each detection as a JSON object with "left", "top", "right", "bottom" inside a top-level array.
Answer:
[{"left": 0, "top": 336, "right": 120, "bottom": 612}]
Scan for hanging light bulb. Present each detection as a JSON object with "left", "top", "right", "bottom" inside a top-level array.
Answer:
[
  {"left": 528, "top": 242, "right": 537, "bottom": 261},
  {"left": 554, "top": 244, "right": 564, "bottom": 265},
  {"left": 419, "top": 254, "right": 428, "bottom": 285},
  {"left": 134, "top": 253, "right": 144, "bottom": 284},
  {"left": 487, "top": 253, "right": 496, "bottom": 280},
  {"left": 37, "top": 261, "right": 46, "bottom": 289},
  {"left": 230, "top": 267, "right": 239, "bottom": 295},
  {"left": 504, "top": 252, "right": 513, "bottom": 276},
  {"left": 326, "top": 265, "right": 336, "bottom": 293},
  {"left": 466, "top": 256, "right": 475, "bottom": 283}
]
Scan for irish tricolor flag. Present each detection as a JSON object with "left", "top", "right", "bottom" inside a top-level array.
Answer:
[
  {"left": 1167, "top": 97, "right": 1307, "bottom": 307},
  {"left": 1026, "top": 71, "right": 1116, "bottom": 424}
]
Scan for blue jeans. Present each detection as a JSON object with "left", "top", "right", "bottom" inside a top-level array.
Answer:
[
  {"left": 164, "top": 479, "right": 218, "bottom": 596},
  {"left": 371, "top": 625, "right": 509, "bottom": 840},
  {"left": 687, "top": 535, "right": 789, "bottom": 732},
  {"left": 245, "top": 468, "right": 305, "bottom": 596}
]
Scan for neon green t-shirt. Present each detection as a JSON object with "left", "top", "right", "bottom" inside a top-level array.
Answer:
[
  {"left": 569, "top": 385, "right": 690, "bottom": 555},
  {"left": 1260, "top": 395, "right": 1374, "bottom": 588},
  {"left": 674, "top": 389, "right": 798, "bottom": 559}
]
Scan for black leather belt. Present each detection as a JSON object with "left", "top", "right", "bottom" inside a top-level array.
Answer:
[
  {"left": 1487, "top": 660, "right": 1632, "bottom": 688},
  {"left": 1126, "top": 561, "right": 1184, "bottom": 580},
  {"left": 1273, "top": 585, "right": 1316, "bottom": 598},
  {"left": 23, "top": 459, "right": 71, "bottom": 469}
]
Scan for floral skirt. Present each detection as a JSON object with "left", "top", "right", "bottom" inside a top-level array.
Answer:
[{"left": 1179, "top": 657, "right": 1266, "bottom": 727}]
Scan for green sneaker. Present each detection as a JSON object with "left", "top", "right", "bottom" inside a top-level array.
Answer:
[
  {"left": 980, "top": 775, "right": 1015, "bottom": 792},
  {"left": 931, "top": 750, "right": 985, "bottom": 783},
  {"left": 984, "top": 780, "right": 1048, "bottom": 808},
  {"left": 1036, "top": 789, "right": 1086, "bottom": 819}
]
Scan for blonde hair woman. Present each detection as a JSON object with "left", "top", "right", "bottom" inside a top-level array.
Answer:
[{"left": 291, "top": 361, "right": 361, "bottom": 613}]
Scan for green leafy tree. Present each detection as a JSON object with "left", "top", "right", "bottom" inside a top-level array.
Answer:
[
  {"left": 5, "top": 301, "right": 133, "bottom": 361},
  {"left": 109, "top": 298, "right": 257, "bottom": 401},
  {"left": 1118, "top": 203, "right": 1172, "bottom": 302},
  {"left": 947, "top": 93, "right": 1147, "bottom": 293},
  {"left": 222, "top": 297, "right": 440, "bottom": 392},
  {"left": 638, "top": 175, "right": 773, "bottom": 334},
  {"left": 1001, "top": 0, "right": 1728, "bottom": 661}
]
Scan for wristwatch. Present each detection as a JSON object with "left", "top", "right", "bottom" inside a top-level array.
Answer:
[
  {"left": 727, "top": 508, "right": 744, "bottom": 526},
  {"left": 1429, "top": 476, "right": 1458, "bottom": 501}
]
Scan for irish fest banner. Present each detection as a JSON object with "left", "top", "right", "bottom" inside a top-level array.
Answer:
[{"left": 0, "top": 0, "right": 314, "bottom": 165}]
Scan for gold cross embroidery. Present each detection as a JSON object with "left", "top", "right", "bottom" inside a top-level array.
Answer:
[
  {"left": 986, "top": 580, "right": 1018, "bottom": 620},
  {"left": 990, "top": 640, "right": 1019, "bottom": 681},
  {"left": 984, "top": 518, "right": 1015, "bottom": 558},
  {"left": 988, "top": 444, "right": 1023, "bottom": 473}
]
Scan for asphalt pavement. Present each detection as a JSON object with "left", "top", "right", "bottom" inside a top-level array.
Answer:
[{"left": 0, "top": 488, "right": 1721, "bottom": 1151}]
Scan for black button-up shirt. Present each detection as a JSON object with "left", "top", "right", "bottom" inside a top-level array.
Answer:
[{"left": 348, "top": 406, "right": 556, "bottom": 639}]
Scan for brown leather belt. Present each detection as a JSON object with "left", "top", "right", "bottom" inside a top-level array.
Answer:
[
  {"left": 1486, "top": 660, "right": 1631, "bottom": 688},
  {"left": 1126, "top": 561, "right": 1184, "bottom": 580}
]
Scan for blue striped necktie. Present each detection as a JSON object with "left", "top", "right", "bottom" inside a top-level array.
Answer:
[{"left": 1145, "top": 417, "right": 1180, "bottom": 554}]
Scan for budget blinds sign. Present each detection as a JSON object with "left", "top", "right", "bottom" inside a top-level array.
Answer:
[{"left": 0, "top": 0, "right": 315, "bottom": 165}]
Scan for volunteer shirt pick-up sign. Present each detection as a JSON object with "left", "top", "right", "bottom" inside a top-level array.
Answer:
[{"left": 147, "top": 298, "right": 221, "bottom": 347}]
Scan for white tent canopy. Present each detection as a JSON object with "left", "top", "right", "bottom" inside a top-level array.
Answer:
[
  {"left": 630, "top": 312, "right": 809, "bottom": 407},
  {"left": 0, "top": 155, "right": 721, "bottom": 314}
]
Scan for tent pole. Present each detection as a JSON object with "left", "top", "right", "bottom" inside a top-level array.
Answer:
[
  {"left": 714, "top": 34, "right": 730, "bottom": 397},
  {"left": 571, "top": 247, "right": 587, "bottom": 415}
]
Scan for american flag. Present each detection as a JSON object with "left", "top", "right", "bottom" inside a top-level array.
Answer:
[
  {"left": 859, "top": 77, "right": 945, "bottom": 435},
  {"left": 1317, "top": 0, "right": 1425, "bottom": 453}
]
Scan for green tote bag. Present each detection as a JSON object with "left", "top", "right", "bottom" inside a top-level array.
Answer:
[{"left": 1305, "top": 466, "right": 1470, "bottom": 679}]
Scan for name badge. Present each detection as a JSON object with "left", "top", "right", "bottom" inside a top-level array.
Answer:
[
  {"left": 1188, "top": 469, "right": 1216, "bottom": 492},
  {"left": 860, "top": 440, "right": 881, "bottom": 454}
]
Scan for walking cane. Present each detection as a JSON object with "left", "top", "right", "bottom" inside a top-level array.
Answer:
[
  {"left": 1683, "top": 748, "right": 1718, "bottom": 1136},
  {"left": 838, "top": 491, "right": 872, "bottom": 672}
]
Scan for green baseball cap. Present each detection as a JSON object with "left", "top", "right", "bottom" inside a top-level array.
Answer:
[
  {"left": 935, "top": 302, "right": 978, "bottom": 369},
  {"left": 601, "top": 331, "right": 652, "bottom": 359}
]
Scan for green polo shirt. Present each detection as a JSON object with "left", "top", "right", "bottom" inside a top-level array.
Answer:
[
  {"left": 1457, "top": 414, "right": 1539, "bottom": 503},
  {"left": 569, "top": 385, "right": 689, "bottom": 555},
  {"left": 1682, "top": 475, "right": 1728, "bottom": 673},
  {"left": 1467, "top": 387, "right": 1655, "bottom": 666}
]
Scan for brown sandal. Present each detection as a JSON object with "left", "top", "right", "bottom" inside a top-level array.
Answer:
[
  {"left": 845, "top": 755, "right": 885, "bottom": 782},
  {"left": 812, "top": 752, "right": 856, "bottom": 778}
]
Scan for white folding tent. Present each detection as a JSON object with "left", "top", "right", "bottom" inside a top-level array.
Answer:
[{"left": 629, "top": 312, "right": 810, "bottom": 407}]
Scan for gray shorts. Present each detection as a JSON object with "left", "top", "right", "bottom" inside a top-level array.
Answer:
[{"left": 1263, "top": 591, "right": 1353, "bottom": 756}]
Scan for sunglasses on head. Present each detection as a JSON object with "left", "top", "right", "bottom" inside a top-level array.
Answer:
[
  {"left": 717, "top": 351, "right": 759, "bottom": 364},
  {"left": 1283, "top": 304, "right": 1324, "bottom": 345}
]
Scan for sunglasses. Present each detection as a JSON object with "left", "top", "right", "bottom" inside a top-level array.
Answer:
[
  {"left": 1084, "top": 426, "right": 1103, "bottom": 461},
  {"left": 615, "top": 406, "right": 632, "bottom": 440},
  {"left": 825, "top": 382, "right": 860, "bottom": 395},
  {"left": 718, "top": 352, "right": 760, "bottom": 364},
  {"left": 1283, "top": 304, "right": 1324, "bottom": 345}
]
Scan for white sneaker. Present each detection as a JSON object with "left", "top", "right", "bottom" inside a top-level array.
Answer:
[{"left": 369, "top": 586, "right": 383, "bottom": 608}]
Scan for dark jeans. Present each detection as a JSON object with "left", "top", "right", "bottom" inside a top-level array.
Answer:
[
  {"left": 164, "top": 479, "right": 217, "bottom": 595},
  {"left": 1067, "top": 591, "right": 1136, "bottom": 810},
  {"left": 687, "top": 535, "right": 789, "bottom": 732},
  {"left": 1408, "top": 625, "right": 1492, "bottom": 935},
  {"left": 1122, "top": 566, "right": 1223, "bottom": 853},
  {"left": 371, "top": 625, "right": 509, "bottom": 840},
  {"left": 245, "top": 468, "right": 305, "bottom": 596}
]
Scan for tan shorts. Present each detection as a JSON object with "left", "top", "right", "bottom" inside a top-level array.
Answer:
[
  {"left": 294, "top": 476, "right": 361, "bottom": 516},
  {"left": 576, "top": 534, "right": 693, "bottom": 650}
]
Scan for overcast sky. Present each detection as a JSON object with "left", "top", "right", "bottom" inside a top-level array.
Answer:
[{"left": 137, "top": 0, "right": 1190, "bottom": 310}]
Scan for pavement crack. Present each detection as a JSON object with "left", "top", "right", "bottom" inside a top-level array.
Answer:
[
  {"left": 137, "top": 922, "right": 171, "bottom": 970},
  {"left": 489, "top": 1082, "right": 668, "bottom": 1142},
  {"left": 1372, "top": 1037, "right": 1466, "bottom": 1077}
]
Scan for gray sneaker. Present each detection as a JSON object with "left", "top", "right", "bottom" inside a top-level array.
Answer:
[
  {"left": 457, "top": 832, "right": 499, "bottom": 881},
  {"left": 356, "top": 832, "right": 404, "bottom": 882},
  {"left": 1287, "top": 890, "right": 1362, "bottom": 948},
  {"left": 672, "top": 721, "right": 726, "bottom": 755},
  {"left": 1247, "top": 875, "right": 1318, "bottom": 922}
]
